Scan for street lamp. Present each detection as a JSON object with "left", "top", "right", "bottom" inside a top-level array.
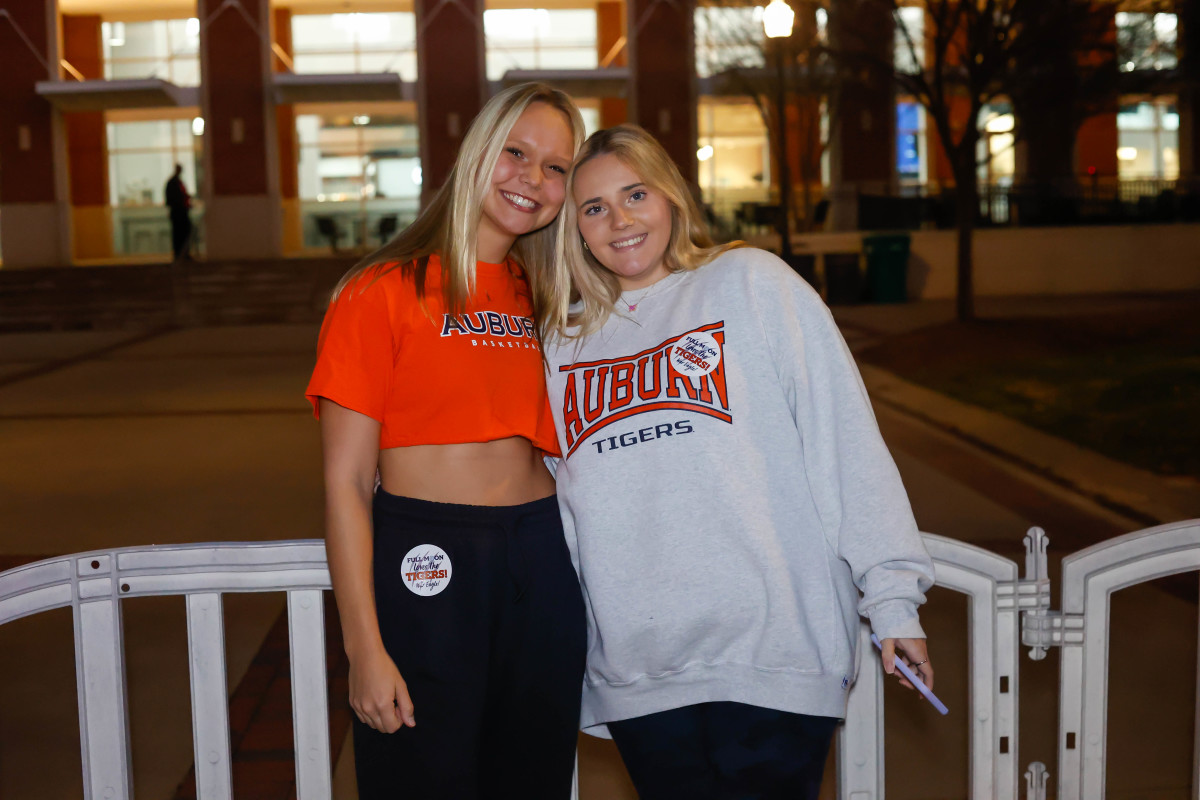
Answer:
[
  {"left": 764, "top": 0, "right": 795, "bottom": 262},
  {"left": 763, "top": 0, "right": 795, "bottom": 39}
]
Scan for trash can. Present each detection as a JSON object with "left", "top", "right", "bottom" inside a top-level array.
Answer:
[
  {"left": 863, "top": 233, "right": 910, "bottom": 303},
  {"left": 824, "top": 253, "right": 863, "bottom": 305}
]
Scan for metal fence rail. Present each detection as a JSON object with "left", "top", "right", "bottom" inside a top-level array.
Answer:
[
  {"left": 856, "top": 178, "right": 1199, "bottom": 230},
  {"left": 1, "top": 522, "right": 1197, "bottom": 799},
  {"left": 0, "top": 541, "right": 332, "bottom": 800}
]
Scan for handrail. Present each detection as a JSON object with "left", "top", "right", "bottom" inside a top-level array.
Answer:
[
  {"left": 60, "top": 58, "right": 87, "bottom": 81},
  {"left": 599, "top": 35, "right": 627, "bottom": 68},
  {"left": 271, "top": 41, "right": 294, "bottom": 72}
]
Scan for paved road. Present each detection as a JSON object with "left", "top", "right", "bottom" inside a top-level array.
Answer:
[{"left": 0, "top": 322, "right": 1193, "bottom": 800}]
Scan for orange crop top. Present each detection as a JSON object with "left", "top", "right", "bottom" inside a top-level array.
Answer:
[{"left": 305, "top": 255, "right": 560, "bottom": 455}]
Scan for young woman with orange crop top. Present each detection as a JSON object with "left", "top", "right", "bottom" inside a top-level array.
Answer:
[{"left": 305, "top": 83, "right": 586, "bottom": 798}]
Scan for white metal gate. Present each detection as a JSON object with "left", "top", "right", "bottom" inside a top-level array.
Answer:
[
  {"left": 0, "top": 522, "right": 1197, "bottom": 799},
  {"left": 839, "top": 529, "right": 1049, "bottom": 800},
  {"left": 0, "top": 541, "right": 334, "bottom": 800},
  {"left": 1039, "top": 519, "right": 1200, "bottom": 800}
]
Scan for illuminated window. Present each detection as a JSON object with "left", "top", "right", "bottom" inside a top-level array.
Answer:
[
  {"left": 896, "top": 100, "right": 925, "bottom": 184},
  {"left": 483, "top": 8, "right": 597, "bottom": 80},
  {"left": 296, "top": 102, "right": 421, "bottom": 250},
  {"left": 576, "top": 103, "right": 602, "bottom": 137},
  {"left": 978, "top": 103, "right": 1015, "bottom": 185},
  {"left": 107, "top": 117, "right": 198, "bottom": 207},
  {"left": 697, "top": 99, "right": 770, "bottom": 220},
  {"left": 101, "top": 19, "right": 200, "bottom": 86},
  {"left": 1116, "top": 12, "right": 1177, "bottom": 72},
  {"left": 894, "top": 6, "right": 923, "bottom": 75},
  {"left": 105, "top": 112, "right": 201, "bottom": 255},
  {"left": 695, "top": 7, "right": 767, "bottom": 79},
  {"left": 291, "top": 13, "right": 417, "bottom": 79},
  {"left": 1118, "top": 99, "right": 1179, "bottom": 179}
]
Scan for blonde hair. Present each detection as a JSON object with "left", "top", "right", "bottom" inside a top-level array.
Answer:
[
  {"left": 331, "top": 83, "right": 586, "bottom": 322},
  {"left": 546, "top": 124, "right": 745, "bottom": 339}
]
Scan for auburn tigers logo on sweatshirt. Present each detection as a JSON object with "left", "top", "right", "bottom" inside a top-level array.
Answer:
[{"left": 558, "top": 321, "right": 732, "bottom": 457}]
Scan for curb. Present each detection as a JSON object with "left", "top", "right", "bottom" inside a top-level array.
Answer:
[{"left": 858, "top": 363, "right": 1200, "bottom": 527}]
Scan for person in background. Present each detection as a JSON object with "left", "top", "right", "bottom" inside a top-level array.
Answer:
[
  {"left": 542, "top": 124, "right": 936, "bottom": 800},
  {"left": 305, "top": 83, "right": 587, "bottom": 799},
  {"left": 164, "top": 163, "right": 192, "bottom": 261}
]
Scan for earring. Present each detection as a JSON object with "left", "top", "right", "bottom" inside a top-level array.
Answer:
[{"left": 583, "top": 242, "right": 590, "bottom": 251}]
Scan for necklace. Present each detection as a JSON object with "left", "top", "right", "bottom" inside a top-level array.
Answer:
[{"left": 618, "top": 277, "right": 672, "bottom": 313}]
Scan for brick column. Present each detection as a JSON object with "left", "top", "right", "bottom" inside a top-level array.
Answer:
[
  {"left": 198, "top": 0, "right": 281, "bottom": 259},
  {"left": 415, "top": 0, "right": 486, "bottom": 201},
  {"left": 597, "top": 0, "right": 627, "bottom": 128},
  {"left": 0, "top": 0, "right": 71, "bottom": 267},
  {"left": 827, "top": 0, "right": 894, "bottom": 231},
  {"left": 273, "top": 7, "right": 301, "bottom": 253},
  {"left": 628, "top": 0, "right": 697, "bottom": 186},
  {"left": 62, "top": 14, "right": 112, "bottom": 259}
]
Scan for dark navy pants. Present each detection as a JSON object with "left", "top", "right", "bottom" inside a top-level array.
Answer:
[
  {"left": 608, "top": 702, "right": 839, "bottom": 800},
  {"left": 352, "top": 490, "right": 586, "bottom": 800}
]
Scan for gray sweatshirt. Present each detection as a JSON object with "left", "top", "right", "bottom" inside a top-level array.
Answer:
[{"left": 545, "top": 247, "right": 934, "bottom": 735}]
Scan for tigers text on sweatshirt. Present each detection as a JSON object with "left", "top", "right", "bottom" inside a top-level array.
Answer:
[{"left": 545, "top": 247, "right": 935, "bottom": 736}]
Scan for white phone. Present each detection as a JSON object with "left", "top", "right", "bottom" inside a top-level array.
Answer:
[{"left": 870, "top": 633, "right": 949, "bottom": 715}]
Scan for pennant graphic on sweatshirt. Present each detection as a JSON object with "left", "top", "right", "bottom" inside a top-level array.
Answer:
[{"left": 558, "top": 321, "right": 732, "bottom": 458}]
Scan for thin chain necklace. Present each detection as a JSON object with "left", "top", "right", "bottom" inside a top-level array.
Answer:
[{"left": 618, "top": 276, "right": 672, "bottom": 313}]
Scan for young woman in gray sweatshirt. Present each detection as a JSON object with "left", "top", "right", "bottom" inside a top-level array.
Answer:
[{"left": 542, "top": 125, "right": 937, "bottom": 799}]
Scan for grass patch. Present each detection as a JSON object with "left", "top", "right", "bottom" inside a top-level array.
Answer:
[{"left": 857, "top": 302, "right": 1200, "bottom": 480}]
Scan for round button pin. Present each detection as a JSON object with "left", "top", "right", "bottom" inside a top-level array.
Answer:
[
  {"left": 401, "top": 545, "right": 453, "bottom": 597},
  {"left": 670, "top": 330, "right": 722, "bottom": 377}
]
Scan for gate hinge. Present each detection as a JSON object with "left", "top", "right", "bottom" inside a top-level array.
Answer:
[
  {"left": 1022, "top": 609, "right": 1085, "bottom": 659},
  {"left": 1024, "top": 761, "right": 1049, "bottom": 800},
  {"left": 1000, "top": 527, "right": 1052, "bottom": 612},
  {"left": 1009, "top": 528, "right": 1083, "bottom": 659}
]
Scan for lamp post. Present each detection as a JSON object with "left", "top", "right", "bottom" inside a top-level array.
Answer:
[{"left": 764, "top": 0, "right": 795, "bottom": 261}]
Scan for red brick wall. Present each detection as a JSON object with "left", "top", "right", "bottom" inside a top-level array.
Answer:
[
  {"left": 62, "top": 14, "right": 108, "bottom": 207},
  {"left": 0, "top": 0, "right": 58, "bottom": 204}
]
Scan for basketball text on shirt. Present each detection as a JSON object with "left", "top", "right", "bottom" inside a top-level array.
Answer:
[{"left": 558, "top": 322, "right": 732, "bottom": 458}]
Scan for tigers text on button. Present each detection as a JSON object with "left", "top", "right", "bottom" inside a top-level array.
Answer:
[{"left": 402, "top": 545, "right": 452, "bottom": 596}]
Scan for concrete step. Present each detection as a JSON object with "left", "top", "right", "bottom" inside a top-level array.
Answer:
[{"left": 0, "top": 258, "right": 356, "bottom": 333}]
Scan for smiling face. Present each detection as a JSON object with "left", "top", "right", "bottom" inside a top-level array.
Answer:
[
  {"left": 573, "top": 153, "right": 674, "bottom": 291},
  {"left": 476, "top": 101, "right": 575, "bottom": 263}
]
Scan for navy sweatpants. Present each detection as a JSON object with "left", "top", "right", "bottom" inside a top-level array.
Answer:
[
  {"left": 609, "top": 702, "right": 839, "bottom": 800},
  {"left": 352, "top": 490, "right": 586, "bottom": 800}
]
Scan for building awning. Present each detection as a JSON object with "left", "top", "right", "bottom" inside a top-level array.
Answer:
[
  {"left": 498, "top": 68, "right": 630, "bottom": 98},
  {"left": 272, "top": 72, "right": 412, "bottom": 104},
  {"left": 36, "top": 79, "right": 199, "bottom": 111}
]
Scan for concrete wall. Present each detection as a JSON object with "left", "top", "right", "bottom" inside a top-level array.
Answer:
[{"left": 792, "top": 224, "right": 1200, "bottom": 299}]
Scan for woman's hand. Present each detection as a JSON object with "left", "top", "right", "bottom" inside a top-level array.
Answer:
[
  {"left": 879, "top": 637, "right": 933, "bottom": 693},
  {"left": 349, "top": 645, "right": 416, "bottom": 733}
]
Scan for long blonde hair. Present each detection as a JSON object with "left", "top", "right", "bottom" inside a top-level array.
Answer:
[
  {"left": 546, "top": 124, "right": 745, "bottom": 339},
  {"left": 331, "top": 83, "right": 586, "bottom": 321}
]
